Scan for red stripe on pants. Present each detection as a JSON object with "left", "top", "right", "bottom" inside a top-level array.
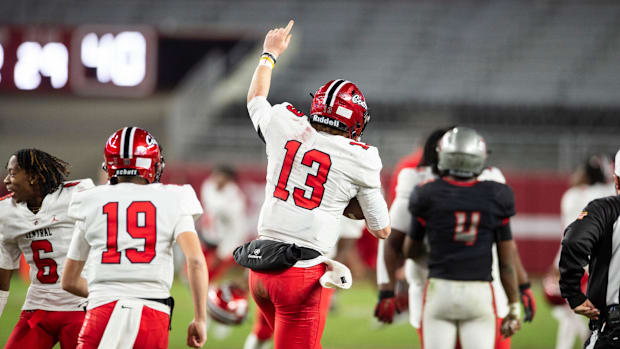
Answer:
[{"left": 249, "top": 265, "right": 332, "bottom": 349}]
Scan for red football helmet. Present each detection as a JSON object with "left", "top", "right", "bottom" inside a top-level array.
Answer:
[
  {"left": 207, "top": 283, "right": 249, "bottom": 325},
  {"left": 310, "top": 79, "right": 370, "bottom": 140},
  {"left": 103, "top": 127, "right": 164, "bottom": 183}
]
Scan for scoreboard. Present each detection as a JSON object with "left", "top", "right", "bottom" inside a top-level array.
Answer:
[{"left": 0, "top": 25, "right": 157, "bottom": 97}]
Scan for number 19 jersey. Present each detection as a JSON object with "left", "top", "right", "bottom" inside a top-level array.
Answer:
[
  {"left": 0, "top": 179, "right": 95, "bottom": 311},
  {"left": 67, "top": 183, "right": 202, "bottom": 309},
  {"left": 248, "top": 97, "right": 388, "bottom": 255}
]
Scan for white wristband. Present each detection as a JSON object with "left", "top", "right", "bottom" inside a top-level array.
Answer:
[
  {"left": 508, "top": 302, "right": 521, "bottom": 319},
  {"left": 0, "top": 290, "right": 9, "bottom": 318}
]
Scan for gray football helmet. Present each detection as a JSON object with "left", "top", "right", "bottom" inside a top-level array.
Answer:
[{"left": 437, "top": 127, "right": 487, "bottom": 178}]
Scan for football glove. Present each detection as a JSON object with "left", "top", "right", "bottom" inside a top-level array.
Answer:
[
  {"left": 519, "top": 282, "right": 536, "bottom": 322},
  {"left": 374, "top": 290, "right": 402, "bottom": 324}
]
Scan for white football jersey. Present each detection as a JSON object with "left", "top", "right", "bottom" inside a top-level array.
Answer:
[
  {"left": 200, "top": 177, "right": 248, "bottom": 259},
  {"left": 380, "top": 166, "right": 510, "bottom": 325},
  {"left": 66, "top": 183, "right": 202, "bottom": 309},
  {"left": 0, "top": 179, "right": 95, "bottom": 311},
  {"left": 561, "top": 182, "right": 615, "bottom": 229},
  {"left": 248, "top": 97, "right": 388, "bottom": 255}
]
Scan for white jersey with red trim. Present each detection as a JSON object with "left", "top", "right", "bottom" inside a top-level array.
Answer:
[
  {"left": 247, "top": 97, "right": 389, "bottom": 255},
  {"left": 0, "top": 179, "right": 95, "bottom": 311},
  {"left": 378, "top": 166, "right": 510, "bottom": 327},
  {"left": 66, "top": 183, "right": 202, "bottom": 310}
]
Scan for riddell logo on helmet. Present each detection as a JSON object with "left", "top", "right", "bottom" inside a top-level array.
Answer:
[
  {"left": 115, "top": 168, "right": 139, "bottom": 176},
  {"left": 312, "top": 115, "right": 340, "bottom": 128}
]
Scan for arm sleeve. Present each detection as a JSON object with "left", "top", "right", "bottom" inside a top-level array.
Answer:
[
  {"left": 494, "top": 221, "right": 513, "bottom": 242},
  {"left": 498, "top": 185, "right": 516, "bottom": 218},
  {"left": 389, "top": 169, "right": 418, "bottom": 232},
  {"left": 67, "top": 191, "right": 86, "bottom": 221},
  {"left": 173, "top": 215, "right": 198, "bottom": 241},
  {"left": 247, "top": 96, "right": 273, "bottom": 142},
  {"left": 179, "top": 185, "right": 204, "bottom": 221},
  {"left": 376, "top": 239, "right": 390, "bottom": 284},
  {"left": 559, "top": 199, "right": 610, "bottom": 308},
  {"left": 67, "top": 222, "right": 91, "bottom": 261},
  {"left": 0, "top": 239, "right": 21, "bottom": 270},
  {"left": 356, "top": 187, "right": 390, "bottom": 231}
]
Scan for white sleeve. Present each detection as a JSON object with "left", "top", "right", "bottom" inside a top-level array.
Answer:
[
  {"left": 67, "top": 222, "right": 90, "bottom": 261},
  {"left": 389, "top": 169, "right": 418, "bottom": 232},
  {"left": 0, "top": 239, "right": 21, "bottom": 270},
  {"left": 67, "top": 190, "right": 86, "bottom": 221},
  {"left": 357, "top": 187, "right": 390, "bottom": 231},
  {"left": 247, "top": 96, "right": 273, "bottom": 134},
  {"left": 351, "top": 146, "right": 383, "bottom": 189},
  {"left": 376, "top": 239, "right": 390, "bottom": 284},
  {"left": 173, "top": 215, "right": 198, "bottom": 240},
  {"left": 390, "top": 168, "right": 435, "bottom": 232},
  {"left": 179, "top": 185, "right": 204, "bottom": 221}
]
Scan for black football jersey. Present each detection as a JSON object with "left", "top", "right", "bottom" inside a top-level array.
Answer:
[{"left": 408, "top": 177, "right": 515, "bottom": 281}]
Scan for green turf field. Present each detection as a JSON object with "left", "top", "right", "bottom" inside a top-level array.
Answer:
[{"left": 0, "top": 277, "right": 582, "bottom": 348}]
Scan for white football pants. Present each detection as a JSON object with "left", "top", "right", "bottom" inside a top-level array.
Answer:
[
  {"left": 422, "top": 278, "right": 496, "bottom": 349},
  {"left": 552, "top": 304, "right": 590, "bottom": 349}
]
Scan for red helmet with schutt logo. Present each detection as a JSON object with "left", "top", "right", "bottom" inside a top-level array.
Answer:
[
  {"left": 310, "top": 79, "right": 370, "bottom": 140},
  {"left": 103, "top": 126, "right": 164, "bottom": 183}
]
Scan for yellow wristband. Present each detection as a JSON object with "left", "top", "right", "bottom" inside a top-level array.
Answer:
[{"left": 258, "top": 57, "right": 274, "bottom": 69}]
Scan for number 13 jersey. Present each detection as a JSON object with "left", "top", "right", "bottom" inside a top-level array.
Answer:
[
  {"left": 248, "top": 97, "right": 388, "bottom": 255},
  {"left": 0, "top": 179, "right": 95, "bottom": 311},
  {"left": 66, "top": 183, "right": 202, "bottom": 309}
]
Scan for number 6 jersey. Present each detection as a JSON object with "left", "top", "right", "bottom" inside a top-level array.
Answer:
[
  {"left": 247, "top": 97, "right": 389, "bottom": 255},
  {"left": 0, "top": 179, "right": 95, "bottom": 311},
  {"left": 66, "top": 183, "right": 202, "bottom": 310}
]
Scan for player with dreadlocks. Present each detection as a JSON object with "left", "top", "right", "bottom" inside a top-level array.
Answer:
[{"left": 0, "top": 148, "right": 94, "bottom": 349}]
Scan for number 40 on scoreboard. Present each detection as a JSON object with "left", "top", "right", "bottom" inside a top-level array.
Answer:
[{"left": 0, "top": 25, "right": 157, "bottom": 97}]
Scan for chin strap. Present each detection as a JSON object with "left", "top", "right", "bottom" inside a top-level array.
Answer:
[{"left": 0, "top": 290, "right": 9, "bottom": 317}]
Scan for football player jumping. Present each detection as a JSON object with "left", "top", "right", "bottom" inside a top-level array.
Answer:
[
  {"left": 61, "top": 127, "right": 209, "bottom": 349},
  {"left": 400, "top": 127, "right": 522, "bottom": 349},
  {"left": 0, "top": 149, "right": 94, "bottom": 349},
  {"left": 243, "top": 20, "right": 390, "bottom": 349},
  {"left": 375, "top": 128, "right": 535, "bottom": 348}
]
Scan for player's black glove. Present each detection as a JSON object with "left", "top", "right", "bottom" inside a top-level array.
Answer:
[
  {"left": 374, "top": 290, "right": 402, "bottom": 324},
  {"left": 519, "top": 282, "right": 536, "bottom": 322}
]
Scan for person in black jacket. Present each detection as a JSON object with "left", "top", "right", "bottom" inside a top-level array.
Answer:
[{"left": 559, "top": 151, "right": 620, "bottom": 348}]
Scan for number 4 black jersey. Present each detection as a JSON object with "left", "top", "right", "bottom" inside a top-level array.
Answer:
[{"left": 408, "top": 177, "right": 516, "bottom": 281}]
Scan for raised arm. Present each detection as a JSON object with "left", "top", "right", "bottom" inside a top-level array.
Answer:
[{"left": 247, "top": 20, "right": 294, "bottom": 103}]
